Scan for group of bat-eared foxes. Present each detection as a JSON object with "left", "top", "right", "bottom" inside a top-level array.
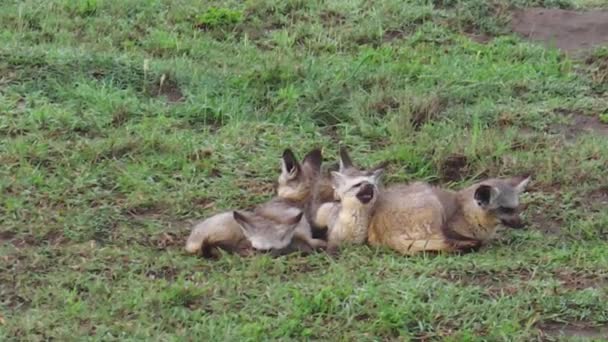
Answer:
[{"left": 186, "top": 147, "right": 530, "bottom": 258}]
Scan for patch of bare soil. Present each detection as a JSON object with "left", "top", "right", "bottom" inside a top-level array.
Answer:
[
  {"left": 551, "top": 110, "right": 608, "bottom": 140},
  {"left": 0, "top": 230, "right": 16, "bottom": 242},
  {"left": 151, "top": 232, "right": 185, "bottom": 250},
  {"left": 511, "top": 8, "right": 608, "bottom": 52},
  {"left": 586, "top": 186, "right": 608, "bottom": 212},
  {"left": 439, "top": 153, "right": 470, "bottom": 182},
  {"left": 538, "top": 322, "right": 608, "bottom": 340},
  {"left": 150, "top": 74, "right": 184, "bottom": 103},
  {"left": 554, "top": 269, "right": 608, "bottom": 290},
  {"left": 319, "top": 10, "right": 346, "bottom": 27},
  {"left": 383, "top": 29, "right": 406, "bottom": 43},
  {"left": 529, "top": 212, "right": 563, "bottom": 235},
  {"left": 467, "top": 33, "right": 492, "bottom": 44}
]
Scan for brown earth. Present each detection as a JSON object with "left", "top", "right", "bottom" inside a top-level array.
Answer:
[
  {"left": 539, "top": 322, "right": 608, "bottom": 340},
  {"left": 550, "top": 110, "right": 608, "bottom": 140},
  {"left": 511, "top": 8, "right": 608, "bottom": 52}
]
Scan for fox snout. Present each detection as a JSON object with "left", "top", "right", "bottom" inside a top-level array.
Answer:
[
  {"left": 356, "top": 183, "right": 375, "bottom": 204},
  {"left": 501, "top": 216, "right": 525, "bottom": 229}
]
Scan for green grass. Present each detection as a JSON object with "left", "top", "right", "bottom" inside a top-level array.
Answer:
[{"left": 1, "top": 0, "right": 608, "bottom": 340}]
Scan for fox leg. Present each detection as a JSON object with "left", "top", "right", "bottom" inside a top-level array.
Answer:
[
  {"left": 387, "top": 234, "right": 454, "bottom": 255},
  {"left": 293, "top": 230, "right": 327, "bottom": 248}
]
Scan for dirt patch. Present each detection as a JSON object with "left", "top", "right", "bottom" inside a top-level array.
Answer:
[
  {"left": 433, "top": 268, "right": 535, "bottom": 287},
  {"left": 10, "top": 234, "right": 38, "bottom": 248},
  {"left": 539, "top": 322, "right": 608, "bottom": 340},
  {"left": 551, "top": 110, "right": 608, "bottom": 140},
  {"left": 406, "top": 94, "right": 446, "bottom": 130},
  {"left": 320, "top": 10, "right": 346, "bottom": 27},
  {"left": 145, "top": 265, "right": 180, "bottom": 280},
  {"left": 439, "top": 153, "right": 470, "bottom": 182},
  {"left": 151, "top": 231, "right": 186, "bottom": 250},
  {"left": 383, "top": 29, "right": 406, "bottom": 43},
  {"left": 149, "top": 74, "right": 184, "bottom": 103},
  {"left": 370, "top": 96, "right": 400, "bottom": 117},
  {"left": 467, "top": 33, "right": 492, "bottom": 44},
  {"left": 586, "top": 186, "right": 608, "bottom": 211},
  {"left": 529, "top": 212, "right": 563, "bottom": 235},
  {"left": 42, "top": 230, "right": 68, "bottom": 246},
  {"left": 554, "top": 269, "right": 608, "bottom": 290},
  {"left": 0, "top": 230, "right": 16, "bottom": 242},
  {"left": 110, "top": 108, "right": 130, "bottom": 128},
  {"left": 586, "top": 53, "right": 608, "bottom": 86},
  {"left": 511, "top": 8, "right": 608, "bottom": 52}
]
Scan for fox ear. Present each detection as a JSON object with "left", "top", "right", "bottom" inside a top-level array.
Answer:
[
  {"left": 285, "top": 212, "right": 304, "bottom": 226},
  {"left": 302, "top": 148, "right": 322, "bottom": 174},
  {"left": 474, "top": 185, "right": 499, "bottom": 208},
  {"left": 281, "top": 149, "right": 300, "bottom": 179},
  {"left": 233, "top": 211, "right": 254, "bottom": 234},
  {"left": 330, "top": 171, "right": 347, "bottom": 189},
  {"left": 339, "top": 146, "right": 354, "bottom": 172},
  {"left": 370, "top": 168, "right": 384, "bottom": 182},
  {"left": 510, "top": 175, "right": 531, "bottom": 193}
]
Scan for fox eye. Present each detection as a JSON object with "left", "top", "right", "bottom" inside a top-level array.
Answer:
[{"left": 353, "top": 182, "right": 363, "bottom": 188}]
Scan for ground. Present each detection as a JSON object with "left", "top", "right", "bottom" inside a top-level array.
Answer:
[{"left": 1, "top": 0, "right": 608, "bottom": 340}]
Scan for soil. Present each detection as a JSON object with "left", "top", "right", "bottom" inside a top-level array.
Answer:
[
  {"left": 539, "top": 322, "right": 608, "bottom": 339},
  {"left": 510, "top": 8, "right": 608, "bottom": 52},
  {"left": 150, "top": 75, "right": 184, "bottom": 103},
  {"left": 383, "top": 29, "right": 406, "bottom": 43},
  {"left": 551, "top": 110, "right": 608, "bottom": 140},
  {"left": 439, "top": 153, "right": 470, "bottom": 182},
  {"left": 554, "top": 269, "right": 608, "bottom": 290}
]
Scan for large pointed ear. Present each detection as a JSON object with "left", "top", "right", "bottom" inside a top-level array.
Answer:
[
  {"left": 369, "top": 167, "right": 384, "bottom": 184},
  {"left": 301, "top": 148, "right": 322, "bottom": 174},
  {"left": 474, "top": 185, "right": 500, "bottom": 208},
  {"left": 330, "top": 171, "right": 347, "bottom": 189},
  {"left": 509, "top": 175, "right": 531, "bottom": 194},
  {"left": 285, "top": 211, "right": 304, "bottom": 226},
  {"left": 233, "top": 211, "right": 255, "bottom": 234},
  {"left": 281, "top": 149, "right": 300, "bottom": 180},
  {"left": 339, "top": 146, "right": 354, "bottom": 172}
]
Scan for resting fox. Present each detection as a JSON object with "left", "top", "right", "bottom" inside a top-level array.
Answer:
[
  {"left": 367, "top": 176, "right": 531, "bottom": 255},
  {"left": 315, "top": 147, "right": 384, "bottom": 250},
  {"left": 185, "top": 148, "right": 330, "bottom": 257}
]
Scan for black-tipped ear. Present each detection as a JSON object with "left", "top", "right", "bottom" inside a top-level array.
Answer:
[
  {"left": 474, "top": 185, "right": 493, "bottom": 207},
  {"left": 302, "top": 148, "right": 322, "bottom": 173},
  {"left": 371, "top": 160, "right": 389, "bottom": 172},
  {"left": 339, "top": 146, "right": 353, "bottom": 171},
  {"left": 286, "top": 212, "right": 304, "bottom": 225},
  {"left": 233, "top": 211, "right": 248, "bottom": 225},
  {"left": 509, "top": 174, "right": 531, "bottom": 193},
  {"left": 281, "top": 149, "right": 300, "bottom": 175}
]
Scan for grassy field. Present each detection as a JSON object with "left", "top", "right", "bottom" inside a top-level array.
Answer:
[{"left": 1, "top": 0, "right": 608, "bottom": 340}]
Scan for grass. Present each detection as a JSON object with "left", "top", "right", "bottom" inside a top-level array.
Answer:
[{"left": 1, "top": 0, "right": 608, "bottom": 340}]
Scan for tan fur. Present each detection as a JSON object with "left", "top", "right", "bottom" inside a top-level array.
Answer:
[
  {"left": 322, "top": 201, "right": 373, "bottom": 248},
  {"left": 368, "top": 177, "right": 529, "bottom": 255},
  {"left": 255, "top": 199, "right": 326, "bottom": 249},
  {"left": 185, "top": 149, "right": 327, "bottom": 256},
  {"left": 185, "top": 212, "right": 250, "bottom": 255},
  {"left": 317, "top": 147, "right": 384, "bottom": 250}
]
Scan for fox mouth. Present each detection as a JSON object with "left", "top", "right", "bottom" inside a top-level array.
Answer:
[{"left": 356, "top": 184, "right": 375, "bottom": 204}]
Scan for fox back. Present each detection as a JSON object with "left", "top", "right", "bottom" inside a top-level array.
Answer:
[{"left": 368, "top": 176, "right": 530, "bottom": 255}]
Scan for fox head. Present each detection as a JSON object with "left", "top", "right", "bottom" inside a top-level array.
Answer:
[
  {"left": 276, "top": 148, "right": 322, "bottom": 202},
  {"left": 232, "top": 210, "right": 303, "bottom": 250},
  {"left": 330, "top": 147, "right": 385, "bottom": 208},
  {"left": 470, "top": 175, "right": 531, "bottom": 229}
]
